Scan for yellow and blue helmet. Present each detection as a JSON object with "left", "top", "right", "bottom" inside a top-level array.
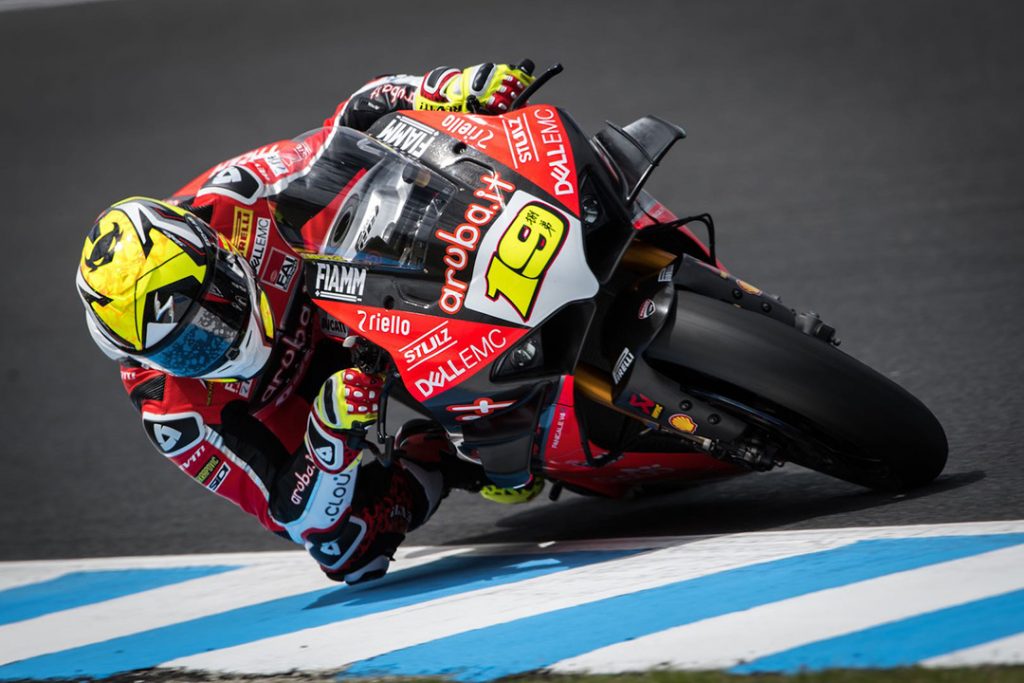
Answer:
[{"left": 76, "top": 197, "right": 275, "bottom": 379}]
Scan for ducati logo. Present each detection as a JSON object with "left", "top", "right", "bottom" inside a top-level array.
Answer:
[
  {"left": 84, "top": 221, "right": 122, "bottom": 271},
  {"left": 638, "top": 299, "right": 656, "bottom": 320}
]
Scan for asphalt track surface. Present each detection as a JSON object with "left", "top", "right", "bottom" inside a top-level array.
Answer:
[{"left": 1, "top": 0, "right": 1022, "bottom": 561}]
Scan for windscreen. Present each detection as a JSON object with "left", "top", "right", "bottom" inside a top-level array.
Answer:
[{"left": 273, "top": 127, "right": 455, "bottom": 271}]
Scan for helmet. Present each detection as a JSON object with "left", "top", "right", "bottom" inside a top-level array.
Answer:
[{"left": 76, "top": 197, "right": 275, "bottom": 380}]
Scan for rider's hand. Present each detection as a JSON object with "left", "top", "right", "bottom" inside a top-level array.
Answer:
[
  {"left": 415, "top": 63, "right": 535, "bottom": 114},
  {"left": 305, "top": 368, "right": 383, "bottom": 473},
  {"left": 313, "top": 368, "right": 384, "bottom": 432}
]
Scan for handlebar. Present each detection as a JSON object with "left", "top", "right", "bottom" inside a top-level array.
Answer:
[{"left": 510, "top": 62, "right": 563, "bottom": 111}]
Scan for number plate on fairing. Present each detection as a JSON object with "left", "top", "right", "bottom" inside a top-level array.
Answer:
[{"left": 463, "top": 191, "right": 598, "bottom": 327}]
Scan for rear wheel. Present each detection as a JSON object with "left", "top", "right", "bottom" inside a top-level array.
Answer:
[{"left": 646, "top": 292, "right": 948, "bottom": 491}]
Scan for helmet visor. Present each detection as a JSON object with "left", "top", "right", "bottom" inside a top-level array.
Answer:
[{"left": 143, "top": 249, "right": 259, "bottom": 378}]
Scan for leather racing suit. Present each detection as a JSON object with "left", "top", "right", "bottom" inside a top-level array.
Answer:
[{"left": 120, "top": 73, "right": 455, "bottom": 583}]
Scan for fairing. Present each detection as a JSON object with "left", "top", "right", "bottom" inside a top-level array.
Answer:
[{"left": 298, "top": 106, "right": 716, "bottom": 488}]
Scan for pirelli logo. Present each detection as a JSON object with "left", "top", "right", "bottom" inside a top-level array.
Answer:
[
  {"left": 195, "top": 455, "right": 222, "bottom": 485},
  {"left": 232, "top": 207, "right": 254, "bottom": 253}
]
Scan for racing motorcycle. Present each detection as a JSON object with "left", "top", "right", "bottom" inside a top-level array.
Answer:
[{"left": 300, "top": 64, "right": 948, "bottom": 498}]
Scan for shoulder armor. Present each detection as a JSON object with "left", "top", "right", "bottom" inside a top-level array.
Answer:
[{"left": 197, "top": 165, "right": 264, "bottom": 205}]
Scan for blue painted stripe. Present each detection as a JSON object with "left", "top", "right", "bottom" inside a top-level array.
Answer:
[
  {"left": 732, "top": 588, "right": 1024, "bottom": 673},
  {"left": 342, "top": 533, "right": 1024, "bottom": 682},
  {"left": 0, "top": 566, "right": 239, "bottom": 627},
  {"left": 0, "top": 548, "right": 635, "bottom": 680}
]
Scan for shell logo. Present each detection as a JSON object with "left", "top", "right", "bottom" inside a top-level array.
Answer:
[{"left": 669, "top": 413, "right": 698, "bottom": 434}]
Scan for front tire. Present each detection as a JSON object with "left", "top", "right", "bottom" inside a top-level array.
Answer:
[{"left": 646, "top": 291, "right": 948, "bottom": 491}]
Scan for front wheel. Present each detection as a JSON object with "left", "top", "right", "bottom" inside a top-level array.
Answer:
[{"left": 646, "top": 291, "right": 948, "bottom": 491}]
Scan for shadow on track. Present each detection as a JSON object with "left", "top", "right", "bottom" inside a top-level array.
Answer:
[{"left": 449, "top": 470, "right": 986, "bottom": 545}]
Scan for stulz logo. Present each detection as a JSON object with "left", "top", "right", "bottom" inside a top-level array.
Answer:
[
  {"left": 374, "top": 116, "right": 439, "bottom": 159},
  {"left": 413, "top": 328, "right": 508, "bottom": 398},
  {"left": 356, "top": 309, "right": 411, "bottom": 336},
  {"left": 505, "top": 114, "right": 535, "bottom": 166},
  {"left": 313, "top": 262, "right": 366, "bottom": 302},
  {"left": 438, "top": 172, "right": 515, "bottom": 315},
  {"left": 533, "top": 108, "right": 574, "bottom": 197},
  {"left": 612, "top": 347, "right": 635, "bottom": 384},
  {"left": 400, "top": 321, "right": 455, "bottom": 369}
]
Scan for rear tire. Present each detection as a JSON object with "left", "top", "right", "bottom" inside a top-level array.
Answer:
[{"left": 646, "top": 292, "right": 948, "bottom": 491}]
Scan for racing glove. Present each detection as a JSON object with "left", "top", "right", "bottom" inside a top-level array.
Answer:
[
  {"left": 415, "top": 63, "right": 535, "bottom": 114},
  {"left": 315, "top": 459, "right": 441, "bottom": 585},
  {"left": 304, "top": 368, "right": 383, "bottom": 474}
]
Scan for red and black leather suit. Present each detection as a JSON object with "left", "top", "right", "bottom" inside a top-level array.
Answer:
[{"left": 120, "top": 73, "right": 450, "bottom": 583}]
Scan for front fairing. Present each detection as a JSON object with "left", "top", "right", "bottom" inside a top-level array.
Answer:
[{"left": 295, "top": 109, "right": 622, "bottom": 486}]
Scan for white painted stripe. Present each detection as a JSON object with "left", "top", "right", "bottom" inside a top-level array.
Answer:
[
  {"left": 163, "top": 525, "right": 933, "bottom": 674},
  {"left": 0, "top": 550, "right": 300, "bottom": 592},
  {"left": 2, "top": 521, "right": 1023, "bottom": 675},
  {"left": 0, "top": 546, "right": 465, "bottom": 665},
  {"left": 0, "top": 562, "right": 310, "bottom": 665},
  {"left": 550, "top": 543, "right": 1024, "bottom": 674},
  {"left": 1, "top": 519, "right": 1020, "bottom": 578},
  {"left": 924, "top": 632, "right": 1024, "bottom": 668},
  {"left": 0, "top": 549, "right": 302, "bottom": 573},
  {"left": 0, "top": 566, "right": 77, "bottom": 592}
]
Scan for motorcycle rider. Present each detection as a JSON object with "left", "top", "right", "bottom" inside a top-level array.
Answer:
[{"left": 75, "top": 63, "right": 535, "bottom": 585}]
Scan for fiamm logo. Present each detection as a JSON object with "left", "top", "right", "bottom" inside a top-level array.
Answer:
[{"left": 313, "top": 262, "right": 367, "bottom": 302}]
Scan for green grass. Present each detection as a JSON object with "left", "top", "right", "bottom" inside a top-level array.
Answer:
[
  {"left": 499, "top": 670, "right": 1024, "bottom": 683},
  {"left": 32, "top": 667, "right": 1024, "bottom": 683}
]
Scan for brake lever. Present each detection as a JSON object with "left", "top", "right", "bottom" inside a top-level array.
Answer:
[
  {"left": 374, "top": 372, "right": 398, "bottom": 467},
  {"left": 465, "top": 94, "right": 485, "bottom": 115},
  {"left": 509, "top": 63, "right": 564, "bottom": 111}
]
